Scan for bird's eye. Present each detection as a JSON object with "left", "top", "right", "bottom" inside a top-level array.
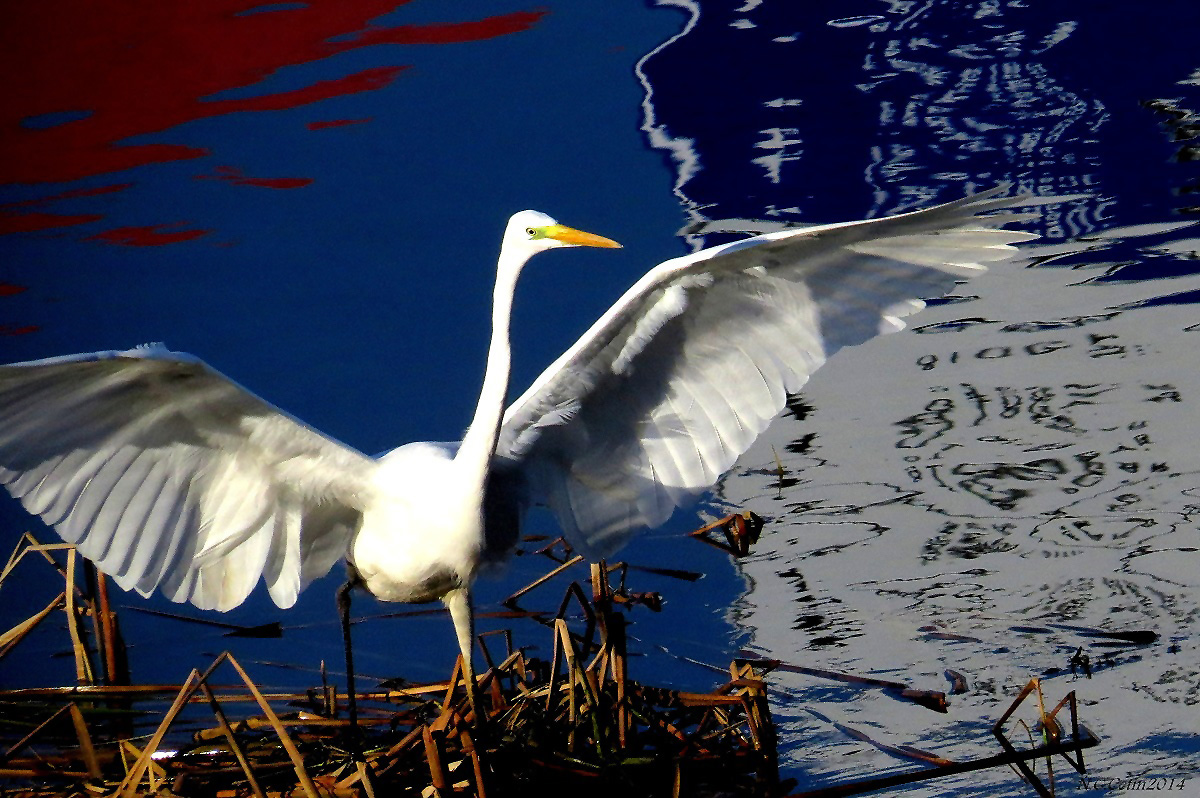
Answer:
[{"left": 525, "top": 227, "right": 537, "bottom": 238}]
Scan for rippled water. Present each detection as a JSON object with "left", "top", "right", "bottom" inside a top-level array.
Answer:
[
  {"left": 2, "top": 1, "right": 1199, "bottom": 795},
  {"left": 640, "top": 2, "right": 1200, "bottom": 793},
  {"left": 715, "top": 221, "right": 1200, "bottom": 794}
]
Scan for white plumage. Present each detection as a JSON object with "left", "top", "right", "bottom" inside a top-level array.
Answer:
[{"left": 0, "top": 188, "right": 1067, "bottom": 681}]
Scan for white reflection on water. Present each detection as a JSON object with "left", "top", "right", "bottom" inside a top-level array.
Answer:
[
  {"left": 713, "top": 219, "right": 1200, "bottom": 794},
  {"left": 634, "top": 0, "right": 1200, "bottom": 790}
]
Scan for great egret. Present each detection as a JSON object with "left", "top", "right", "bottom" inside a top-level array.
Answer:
[{"left": 0, "top": 187, "right": 1063, "bottom": 713}]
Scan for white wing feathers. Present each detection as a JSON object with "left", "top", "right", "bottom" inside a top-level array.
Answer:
[
  {"left": 0, "top": 188, "right": 1064, "bottom": 611},
  {"left": 498, "top": 187, "right": 1053, "bottom": 557},
  {"left": 0, "top": 346, "right": 374, "bottom": 611}
]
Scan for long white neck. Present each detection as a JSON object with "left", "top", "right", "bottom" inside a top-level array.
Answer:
[{"left": 455, "top": 245, "right": 527, "bottom": 495}]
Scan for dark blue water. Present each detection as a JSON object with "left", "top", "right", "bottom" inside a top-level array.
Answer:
[{"left": 3, "top": 2, "right": 1199, "bottom": 794}]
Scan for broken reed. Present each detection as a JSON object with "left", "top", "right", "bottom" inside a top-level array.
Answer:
[
  {"left": 0, "top": 521, "right": 780, "bottom": 797},
  {"left": 0, "top": 514, "right": 1101, "bottom": 798}
]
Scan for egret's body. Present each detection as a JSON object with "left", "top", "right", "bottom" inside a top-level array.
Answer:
[
  {"left": 356, "top": 443, "right": 476, "bottom": 603},
  {"left": 0, "top": 189, "right": 1071, "bottom": 697}
]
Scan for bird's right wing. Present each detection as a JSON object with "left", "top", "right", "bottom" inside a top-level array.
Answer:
[
  {"left": 498, "top": 187, "right": 1071, "bottom": 557},
  {"left": 0, "top": 346, "right": 376, "bottom": 611}
]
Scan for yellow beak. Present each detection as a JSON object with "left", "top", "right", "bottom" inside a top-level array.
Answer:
[{"left": 545, "top": 224, "right": 622, "bottom": 249}]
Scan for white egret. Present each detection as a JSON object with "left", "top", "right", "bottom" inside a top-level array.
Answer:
[{"left": 0, "top": 188, "right": 1064, "bottom": 716}]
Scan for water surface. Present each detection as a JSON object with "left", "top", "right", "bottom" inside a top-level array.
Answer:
[{"left": 2, "top": 2, "right": 1199, "bottom": 794}]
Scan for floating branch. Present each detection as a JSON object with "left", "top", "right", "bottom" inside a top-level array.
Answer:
[
  {"left": 690, "top": 512, "right": 764, "bottom": 557},
  {"left": 738, "top": 652, "right": 948, "bottom": 713}
]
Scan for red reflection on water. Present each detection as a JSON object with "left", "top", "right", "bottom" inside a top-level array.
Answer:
[
  {"left": 0, "top": 325, "right": 39, "bottom": 337},
  {"left": 197, "top": 166, "right": 314, "bottom": 189},
  {"left": 0, "top": 183, "right": 132, "bottom": 235},
  {"left": 89, "top": 224, "right": 212, "bottom": 247},
  {"left": 0, "top": 284, "right": 28, "bottom": 297},
  {"left": 3, "top": 184, "right": 135, "bottom": 206},
  {"left": 0, "top": 212, "right": 106, "bottom": 235},
  {"left": 204, "top": 65, "right": 409, "bottom": 119},
  {"left": 0, "top": 3, "right": 546, "bottom": 186},
  {"left": 307, "top": 118, "right": 373, "bottom": 130},
  {"left": 342, "top": 14, "right": 547, "bottom": 46}
]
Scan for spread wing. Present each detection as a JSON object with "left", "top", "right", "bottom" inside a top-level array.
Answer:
[
  {"left": 498, "top": 187, "right": 1070, "bottom": 556},
  {"left": 0, "top": 345, "right": 376, "bottom": 611}
]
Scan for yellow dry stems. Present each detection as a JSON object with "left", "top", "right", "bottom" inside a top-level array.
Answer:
[{"left": 0, "top": 515, "right": 1099, "bottom": 798}]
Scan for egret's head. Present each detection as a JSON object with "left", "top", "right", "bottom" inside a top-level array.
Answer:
[{"left": 504, "top": 210, "right": 621, "bottom": 258}]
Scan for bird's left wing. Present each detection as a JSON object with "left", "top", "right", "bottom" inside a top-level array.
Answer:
[
  {"left": 497, "top": 187, "right": 1066, "bottom": 557},
  {"left": 0, "top": 345, "right": 376, "bottom": 611}
]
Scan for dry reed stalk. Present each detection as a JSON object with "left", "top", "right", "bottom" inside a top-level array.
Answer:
[
  {"left": 0, "top": 591, "right": 65, "bottom": 657},
  {"left": 222, "top": 653, "right": 320, "bottom": 798},
  {"left": 0, "top": 533, "right": 72, "bottom": 583},
  {"left": 93, "top": 568, "right": 123, "bottom": 685},
  {"left": 64, "top": 702, "right": 102, "bottom": 780},
  {"left": 503, "top": 553, "right": 584, "bottom": 605},
  {"left": 5, "top": 517, "right": 787, "bottom": 797},
  {"left": 63, "top": 549, "right": 93, "bottom": 684},
  {"left": 689, "top": 512, "right": 763, "bottom": 557},
  {"left": 458, "top": 726, "right": 486, "bottom": 798},
  {"left": 1, "top": 702, "right": 99, "bottom": 778},
  {"left": 199, "top": 681, "right": 267, "bottom": 798},
  {"left": 116, "top": 668, "right": 201, "bottom": 797},
  {"left": 422, "top": 724, "right": 449, "bottom": 790}
]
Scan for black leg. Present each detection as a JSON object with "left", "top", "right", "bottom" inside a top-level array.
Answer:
[{"left": 336, "top": 577, "right": 359, "bottom": 740}]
